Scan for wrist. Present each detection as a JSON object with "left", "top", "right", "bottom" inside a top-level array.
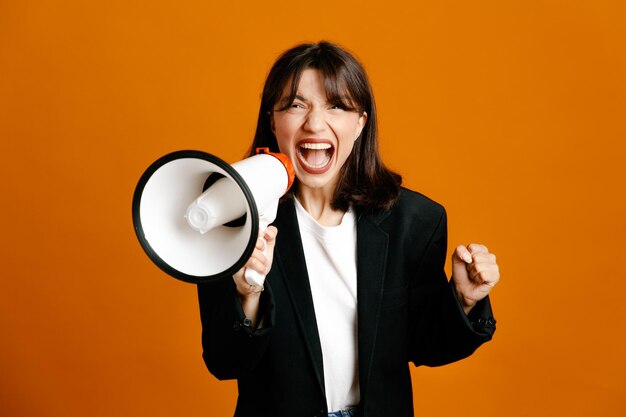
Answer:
[
  {"left": 461, "top": 302, "right": 475, "bottom": 315},
  {"left": 453, "top": 284, "right": 476, "bottom": 314},
  {"left": 235, "top": 282, "right": 264, "bottom": 299},
  {"left": 237, "top": 291, "right": 262, "bottom": 330}
]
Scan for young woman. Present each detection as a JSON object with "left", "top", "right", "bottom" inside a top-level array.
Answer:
[{"left": 197, "top": 41, "right": 500, "bottom": 417}]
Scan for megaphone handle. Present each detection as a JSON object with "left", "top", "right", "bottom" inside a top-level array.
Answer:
[{"left": 244, "top": 235, "right": 267, "bottom": 288}]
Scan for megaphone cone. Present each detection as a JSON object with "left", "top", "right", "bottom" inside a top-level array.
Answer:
[{"left": 132, "top": 149, "right": 294, "bottom": 284}]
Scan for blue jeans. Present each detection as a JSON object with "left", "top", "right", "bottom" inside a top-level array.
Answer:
[{"left": 328, "top": 405, "right": 359, "bottom": 417}]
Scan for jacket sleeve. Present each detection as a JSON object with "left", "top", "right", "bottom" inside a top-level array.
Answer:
[
  {"left": 408, "top": 208, "right": 496, "bottom": 367},
  {"left": 197, "top": 278, "right": 275, "bottom": 380}
]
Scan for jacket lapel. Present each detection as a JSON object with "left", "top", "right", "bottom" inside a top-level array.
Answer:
[
  {"left": 356, "top": 211, "right": 390, "bottom": 401},
  {"left": 272, "top": 201, "right": 391, "bottom": 402},
  {"left": 272, "top": 199, "right": 326, "bottom": 394}
]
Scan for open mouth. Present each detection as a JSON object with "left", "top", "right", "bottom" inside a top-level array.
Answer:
[{"left": 296, "top": 141, "right": 334, "bottom": 173}]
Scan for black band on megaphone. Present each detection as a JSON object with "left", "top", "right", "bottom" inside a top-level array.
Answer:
[{"left": 132, "top": 150, "right": 259, "bottom": 284}]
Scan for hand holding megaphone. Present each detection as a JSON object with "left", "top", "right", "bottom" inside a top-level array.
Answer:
[
  {"left": 238, "top": 205, "right": 279, "bottom": 289},
  {"left": 233, "top": 226, "right": 278, "bottom": 294},
  {"left": 244, "top": 229, "right": 271, "bottom": 288},
  {"left": 132, "top": 148, "right": 294, "bottom": 284}
]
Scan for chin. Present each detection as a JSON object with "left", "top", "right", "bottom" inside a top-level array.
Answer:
[{"left": 296, "top": 172, "right": 338, "bottom": 192}]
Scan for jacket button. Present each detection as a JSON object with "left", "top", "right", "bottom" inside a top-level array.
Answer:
[{"left": 487, "top": 317, "right": 496, "bottom": 325}]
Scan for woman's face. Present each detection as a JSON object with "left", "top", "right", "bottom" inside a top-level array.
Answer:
[{"left": 271, "top": 69, "right": 367, "bottom": 195}]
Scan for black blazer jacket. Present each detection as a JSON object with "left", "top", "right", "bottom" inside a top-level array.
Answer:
[{"left": 197, "top": 188, "right": 496, "bottom": 417}]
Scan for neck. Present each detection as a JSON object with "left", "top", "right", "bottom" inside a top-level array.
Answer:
[{"left": 295, "top": 185, "right": 345, "bottom": 227}]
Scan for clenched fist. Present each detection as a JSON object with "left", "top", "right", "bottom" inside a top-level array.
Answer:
[{"left": 451, "top": 243, "right": 500, "bottom": 314}]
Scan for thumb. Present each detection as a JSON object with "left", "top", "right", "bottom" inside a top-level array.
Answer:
[
  {"left": 452, "top": 245, "right": 472, "bottom": 281},
  {"left": 452, "top": 245, "right": 473, "bottom": 264}
]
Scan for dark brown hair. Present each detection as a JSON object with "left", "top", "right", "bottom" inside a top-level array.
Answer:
[{"left": 248, "top": 41, "right": 402, "bottom": 214}]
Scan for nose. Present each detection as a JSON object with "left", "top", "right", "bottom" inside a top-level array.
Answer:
[{"left": 303, "top": 108, "right": 326, "bottom": 133}]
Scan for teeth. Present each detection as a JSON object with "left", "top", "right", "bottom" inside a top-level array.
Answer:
[
  {"left": 299, "top": 142, "right": 332, "bottom": 150},
  {"left": 297, "top": 142, "right": 332, "bottom": 169},
  {"left": 299, "top": 153, "right": 331, "bottom": 169}
]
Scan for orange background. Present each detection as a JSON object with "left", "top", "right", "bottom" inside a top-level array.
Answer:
[{"left": 1, "top": 1, "right": 625, "bottom": 416}]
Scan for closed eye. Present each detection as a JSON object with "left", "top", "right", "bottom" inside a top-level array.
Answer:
[
  {"left": 284, "top": 101, "right": 307, "bottom": 112},
  {"left": 329, "top": 104, "right": 347, "bottom": 111}
]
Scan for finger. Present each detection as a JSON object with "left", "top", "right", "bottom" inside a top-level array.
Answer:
[
  {"left": 246, "top": 251, "right": 268, "bottom": 273},
  {"left": 469, "top": 264, "right": 500, "bottom": 285},
  {"left": 467, "top": 243, "right": 489, "bottom": 255},
  {"left": 255, "top": 226, "right": 278, "bottom": 252},
  {"left": 468, "top": 260, "right": 498, "bottom": 277},
  {"left": 453, "top": 245, "right": 473, "bottom": 264},
  {"left": 470, "top": 252, "right": 497, "bottom": 265},
  {"left": 233, "top": 267, "right": 263, "bottom": 295},
  {"left": 262, "top": 226, "right": 278, "bottom": 259},
  {"left": 263, "top": 226, "right": 278, "bottom": 242}
]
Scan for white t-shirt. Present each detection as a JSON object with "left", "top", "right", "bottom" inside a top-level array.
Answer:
[{"left": 294, "top": 198, "right": 360, "bottom": 411}]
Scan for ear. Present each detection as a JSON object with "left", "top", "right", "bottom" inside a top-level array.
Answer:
[{"left": 355, "top": 111, "right": 367, "bottom": 140}]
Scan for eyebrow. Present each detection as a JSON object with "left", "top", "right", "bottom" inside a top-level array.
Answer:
[
  {"left": 280, "top": 94, "right": 351, "bottom": 105},
  {"left": 276, "top": 94, "right": 306, "bottom": 111},
  {"left": 279, "top": 94, "right": 307, "bottom": 104}
]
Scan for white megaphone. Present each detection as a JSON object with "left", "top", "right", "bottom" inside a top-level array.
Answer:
[{"left": 132, "top": 148, "right": 295, "bottom": 284}]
